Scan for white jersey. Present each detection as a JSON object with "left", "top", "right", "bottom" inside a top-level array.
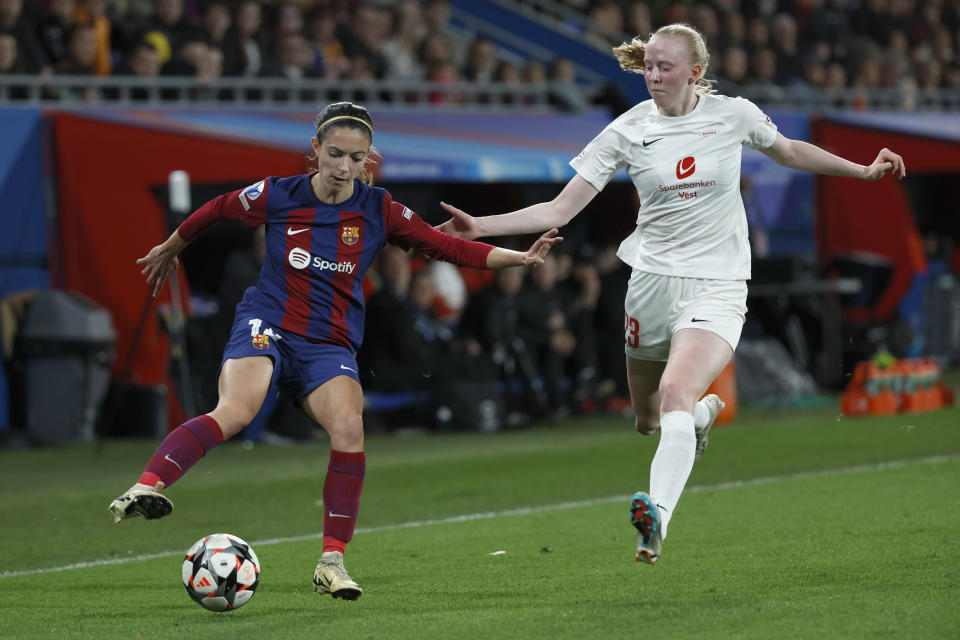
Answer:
[{"left": 569, "top": 93, "right": 778, "bottom": 280}]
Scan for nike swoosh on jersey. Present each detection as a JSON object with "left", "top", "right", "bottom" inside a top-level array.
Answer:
[
  {"left": 340, "top": 364, "right": 358, "bottom": 373},
  {"left": 642, "top": 138, "right": 663, "bottom": 147},
  {"left": 287, "top": 227, "right": 309, "bottom": 235},
  {"left": 690, "top": 318, "right": 711, "bottom": 323}
]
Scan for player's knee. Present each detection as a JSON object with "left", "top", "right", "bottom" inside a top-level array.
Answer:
[
  {"left": 212, "top": 402, "right": 261, "bottom": 438},
  {"left": 658, "top": 380, "right": 695, "bottom": 415},
  {"left": 634, "top": 410, "right": 659, "bottom": 435},
  {"left": 328, "top": 411, "right": 364, "bottom": 449},
  {"left": 630, "top": 395, "right": 659, "bottom": 434}
]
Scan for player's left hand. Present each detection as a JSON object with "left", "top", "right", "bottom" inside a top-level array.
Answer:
[
  {"left": 863, "top": 148, "right": 906, "bottom": 181},
  {"left": 523, "top": 228, "right": 563, "bottom": 267}
]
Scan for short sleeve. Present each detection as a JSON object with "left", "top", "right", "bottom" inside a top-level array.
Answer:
[
  {"left": 569, "top": 123, "right": 631, "bottom": 191},
  {"left": 737, "top": 98, "right": 778, "bottom": 150}
]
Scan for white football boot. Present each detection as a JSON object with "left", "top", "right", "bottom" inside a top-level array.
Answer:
[
  {"left": 108, "top": 482, "right": 173, "bottom": 523},
  {"left": 313, "top": 551, "right": 363, "bottom": 600},
  {"left": 695, "top": 394, "right": 725, "bottom": 457}
]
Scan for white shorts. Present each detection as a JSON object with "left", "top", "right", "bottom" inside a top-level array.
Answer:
[{"left": 623, "top": 269, "right": 747, "bottom": 361}]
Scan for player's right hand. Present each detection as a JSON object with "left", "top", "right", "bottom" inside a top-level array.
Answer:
[
  {"left": 136, "top": 242, "right": 180, "bottom": 298},
  {"left": 437, "top": 202, "right": 482, "bottom": 240}
]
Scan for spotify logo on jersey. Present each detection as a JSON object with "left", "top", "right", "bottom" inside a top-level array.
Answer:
[
  {"left": 288, "top": 247, "right": 311, "bottom": 269},
  {"left": 287, "top": 248, "right": 358, "bottom": 274}
]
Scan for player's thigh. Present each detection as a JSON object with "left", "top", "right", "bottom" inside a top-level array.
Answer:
[
  {"left": 215, "top": 356, "right": 275, "bottom": 436},
  {"left": 301, "top": 375, "right": 365, "bottom": 449},
  {"left": 659, "top": 328, "right": 733, "bottom": 412}
]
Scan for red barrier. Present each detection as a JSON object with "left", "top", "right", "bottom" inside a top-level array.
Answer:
[{"left": 812, "top": 120, "right": 960, "bottom": 321}]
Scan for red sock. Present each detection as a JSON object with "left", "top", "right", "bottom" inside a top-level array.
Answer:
[
  {"left": 322, "top": 450, "right": 365, "bottom": 550},
  {"left": 139, "top": 415, "right": 224, "bottom": 489},
  {"left": 322, "top": 537, "right": 347, "bottom": 555}
]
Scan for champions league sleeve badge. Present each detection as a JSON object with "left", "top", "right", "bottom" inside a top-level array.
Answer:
[{"left": 238, "top": 180, "right": 265, "bottom": 211}]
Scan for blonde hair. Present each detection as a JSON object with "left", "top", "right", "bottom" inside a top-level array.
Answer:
[{"left": 612, "top": 23, "right": 716, "bottom": 95}]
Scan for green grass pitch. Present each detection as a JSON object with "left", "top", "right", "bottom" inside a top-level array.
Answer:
[{"left": 1, "top": 403, "right": 958, "bottom": 639}]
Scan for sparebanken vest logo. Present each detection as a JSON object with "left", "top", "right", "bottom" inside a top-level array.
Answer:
[{"left": 676, "top": 156, "right": 696, "bottom": 180}]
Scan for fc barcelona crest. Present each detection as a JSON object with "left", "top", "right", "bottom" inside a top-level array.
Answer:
[
  {"left": 341, "top": 225, "right": 360, "bottom": 246},
  {"left": 252, "top": 334, "right": 270, "bottom": 350}
]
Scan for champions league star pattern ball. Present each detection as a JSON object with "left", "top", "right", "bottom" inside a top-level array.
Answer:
[{"left": 182, "top": 533, "right": 261, "bottom": 612}]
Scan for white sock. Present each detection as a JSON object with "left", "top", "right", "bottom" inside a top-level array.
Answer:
[
  {"left": 693, "top": 400, "right": 710, "bottom": 429},
  {"left": 649, "top": 410, "right": 696, "bottom": 540}
]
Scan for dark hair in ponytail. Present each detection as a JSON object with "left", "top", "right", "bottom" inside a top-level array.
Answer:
[{"left": 310, "top": 102, "right": 379, "bottom": 184}]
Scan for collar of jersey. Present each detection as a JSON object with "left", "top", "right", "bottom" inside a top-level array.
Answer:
[{"left": 652, "top": 93, "right": 706, "bottom": 121}]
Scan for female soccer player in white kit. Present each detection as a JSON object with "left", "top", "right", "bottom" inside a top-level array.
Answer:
[{"left": 439, "top": 23, "right": 906, "bottom": 564}]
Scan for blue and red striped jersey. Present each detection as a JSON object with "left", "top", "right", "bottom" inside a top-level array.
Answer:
[{"left": 177, "top": 173, "right": 493, "bottom": 353}]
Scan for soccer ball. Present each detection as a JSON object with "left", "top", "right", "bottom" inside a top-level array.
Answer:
[{"left": 181, "top": 533, "right": 261, "bottom": 612}]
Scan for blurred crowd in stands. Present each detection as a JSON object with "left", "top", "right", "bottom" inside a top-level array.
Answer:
[
  {"left": 2, "top": 0, "right": 959, "bottom": 105},
  {"left": 531, "top": 0, "right": 960, "bottom": 95},
  {"left": 0, "top": 0, "right": 588, "bottom": 107}
]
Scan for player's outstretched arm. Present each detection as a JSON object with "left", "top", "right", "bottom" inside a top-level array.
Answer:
[
  {"left": 760, "top": 132, "right": 906, "bottom": 181},
  {"left": 437, "top": 175, "right": 599, "bottom": 240},
  {"left": 485, "top": 229, "right": 563, "bottom": 269},
  {"left": 136, "top": 231, "right": 188, "bottom": 297}
]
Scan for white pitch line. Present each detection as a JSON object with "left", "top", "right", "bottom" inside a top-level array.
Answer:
[{"left": 2, "top": 454, "right": 956, "bottom": 580}]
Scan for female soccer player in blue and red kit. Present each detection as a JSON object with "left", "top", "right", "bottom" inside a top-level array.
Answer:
[{"left": 108, "top": 102, "right": 562, "bottom": 600}]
